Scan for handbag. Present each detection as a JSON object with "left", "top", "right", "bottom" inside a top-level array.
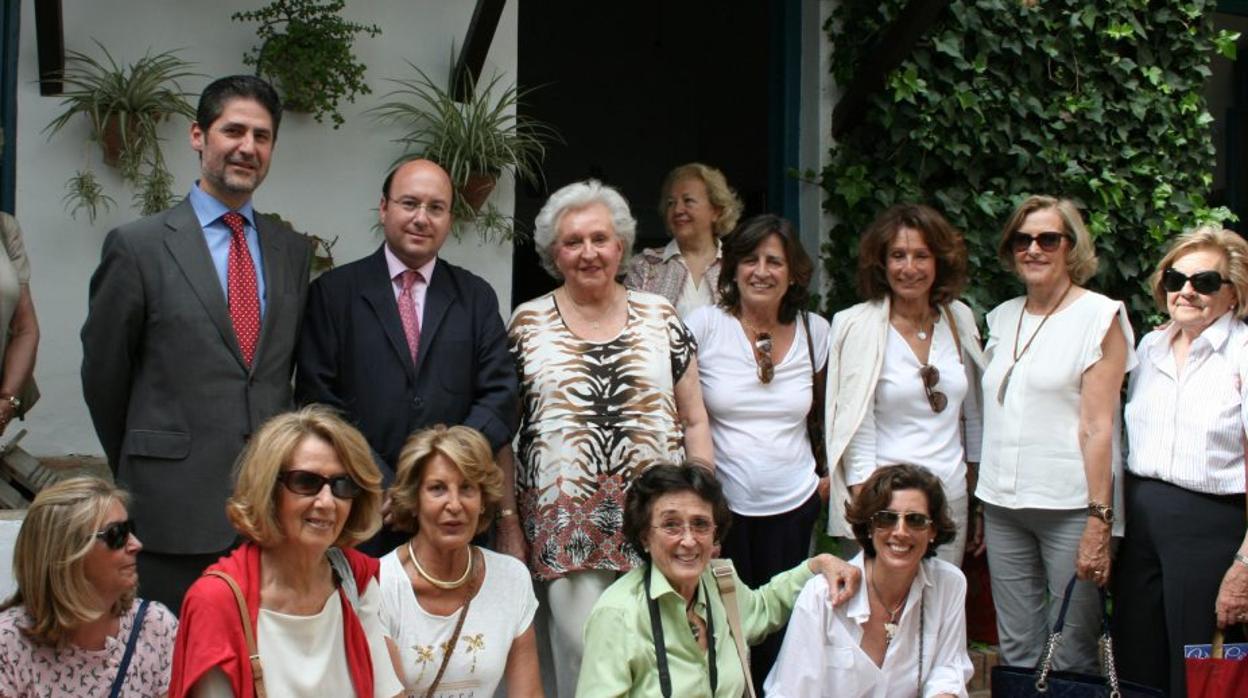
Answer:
[
  {"left": 800, "top": 311, "right": 828, "bottom": 477},
  {"left": 106, "top": 599, "right": 150, "bottom": 698},
  {"left": 991, "top": 576, "right": 1163, "bottom": 697},
  {"left": 1186, "top": 627, "right": 1248, "bottom": 697}
]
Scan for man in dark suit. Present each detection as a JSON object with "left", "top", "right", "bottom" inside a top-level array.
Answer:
[
  {"left": 81, "top": 76, "right": 311, "bottom": 613},
  {"left": 296, "top": 158, "right": 519, "bottom": 555}
]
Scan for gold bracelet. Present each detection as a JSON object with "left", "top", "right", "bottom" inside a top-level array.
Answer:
[{"left": 497, "top": 508, "right": 517, "bottom": 519}]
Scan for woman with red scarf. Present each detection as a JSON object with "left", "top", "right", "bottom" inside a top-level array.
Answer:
[{"left": 169, "top": 406, "right": 403, "bottom": 697}]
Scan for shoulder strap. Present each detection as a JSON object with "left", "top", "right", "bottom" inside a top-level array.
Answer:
[
  {"left": 802, "top": 311, "right": 829, "bottom": 477},
  {"left": 941, "top": 303, "right": 964, "bottom": 365},
  {"left": 205, "top": 570, "right": 267, "bottom": 698},
  {"left": 710, "top": 559, "right": 758, "bottom": 698},
  {"left": 326, "top": 547, "right": 360, "bottom": 612},
  {"left": 107, "top": 599, "right": 149, "bottom": 698}
]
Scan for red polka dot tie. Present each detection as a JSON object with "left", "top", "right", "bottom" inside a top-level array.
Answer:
[
  {"left": 222, "top": 212, "right": 260, "bottom": 366},
  {"left": 396, "top": 269, "right": 422, "bottom": 363}
]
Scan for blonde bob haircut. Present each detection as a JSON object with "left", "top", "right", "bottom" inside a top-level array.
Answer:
[
  {"left": 0, "top": 477, "right": 133, "bottom": 645},
  {"left": 658, "top": 163, "right": 744, "bottom": 238},
  {"left": 388, "top": 424, "right": 504, "bottom": 535},
  {"left": 997, "top": 195, "right": 1099, "bottom": 285},
  {"left": 226, "top": 405, "right": 383, "bottom": 548},
  {"left": 1149, "top": 226, "right": 1248, "bottom": 318}
]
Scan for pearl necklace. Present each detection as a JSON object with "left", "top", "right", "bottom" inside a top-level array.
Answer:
[{"left": 407, "top": 540, "right": 473, "bottom": 590}]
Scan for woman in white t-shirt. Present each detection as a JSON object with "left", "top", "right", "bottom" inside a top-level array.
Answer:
[
  {"left": 378, "top": 424, "right": 542, "bottom": 698},
  {"left": 684, "top": 213, "right": 830, "bottom": 689},
  {"left": 825, "top": 204, "right": 984, "bottom": 567},
  {"left": 979, "top": 196, "right": 1134, "bottom": 675}
]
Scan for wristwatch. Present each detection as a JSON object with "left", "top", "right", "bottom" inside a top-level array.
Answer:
[{"left": 1087, "top": 501, "right": 1114, "bottom": 524}]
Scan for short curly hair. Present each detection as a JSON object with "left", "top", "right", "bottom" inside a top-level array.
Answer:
[
  {"left": 227, "top": 405, "right": 383, "bottom": 548},
  {"left": 533, "top": 179, "right": 637, "bottom": 280},
  {"left": 658, "top": 163, "right": 744, "bottom": 238},
  {"left": 623, "top": 463, "right": 732, "bottom": 560},
  {"left": 844, "top": 464, "right": 956, "bottom": 559},
  {"left": 856, "top": 203, "right": 968, "bottom": 306},
  {"left": 1149, "top": 226, "right": 1248, "bottom": 319},
  {"left": 717, "top": 214, "right": 814, "bottom": 324},
  {"left": 388, "top": 424, "right": 504, "bottom": 535},
  {"left": 997, "top": 195, "right": 1099, "bottom": 285}
]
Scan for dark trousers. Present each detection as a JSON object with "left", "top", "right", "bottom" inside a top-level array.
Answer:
[
  {"left": 1112, "top": 474, "right": 1247, "bottom": 698},
  {"left": 721, "top": 490, "right": 821, "bottom": 696},
  {"left": 137, "top": 548, "right": 231, "bottom": 616}
]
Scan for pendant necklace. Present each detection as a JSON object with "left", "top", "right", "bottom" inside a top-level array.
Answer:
[
  {"left": 892, "top": 309, "right": 934, "bottom": 341},
  {"left": 997, "top": 282, "right": 1074, "bottom": 405},
  {"left": 407, "top": 539, "right": 473, "bottom": 590},
  {"left": 562, "top": 286, "right": 620, "bottom": 331},
  {"left": 869, "top": 562, "right": 906, "bottom": 646}
]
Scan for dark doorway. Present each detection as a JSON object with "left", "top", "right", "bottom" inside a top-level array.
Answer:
[
  {"left": 512, "top": 1, "right": 790, "bottom": 308},
  {"left": 1, "top": 0, "right": 18, "bottom": 212}
]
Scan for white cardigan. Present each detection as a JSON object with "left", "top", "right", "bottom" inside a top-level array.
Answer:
[{"left": 824, "top": 297, "right": 985, "bottom": 536}]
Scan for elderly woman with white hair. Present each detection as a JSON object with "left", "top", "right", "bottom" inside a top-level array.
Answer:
[{"left": 507, "top": 179, "right": 713, "bottom": 697}]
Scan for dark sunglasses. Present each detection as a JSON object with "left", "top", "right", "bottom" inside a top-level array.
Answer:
[
  {"left": 1161, "top": 268, "right": 1231, "bottom": 295},
  {"left": 870, "top": 510, "right": 933, "bottom": 531},
  {"left": 754, "top": 332, "right": 775, "bottom": 384},
  {"left": 1009, "top": 231, "right": 1070, "bottom": 253},
  {"left": 94, "top": 519, "right": 136, "bottom": 550},
  {"left": 919, "top": 364, "right": 947, "bottom": 413},
  {"left": 278, "top": 470, "right": 363, "bottom": 500}
]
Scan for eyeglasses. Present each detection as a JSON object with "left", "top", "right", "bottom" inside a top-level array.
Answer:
[
  {"left": 94, "top": 519, "right": 136, "bottom": 550},
  {"left": 754, "top": 332, "right": 774, "bottom": 384},
  {"left": 653, "top": 517, "right": 716, "bottom": 538},
  {"left": 277, "top": 470, "right": 363, "bottom": 500},
  {"left": 1009, "top": 231, "right": 1070, "bottom": 253},
  {"left": 919, "top": 364, "right": 947, "bottom": 413},
  {"left": 870, "top": 510, "right": 933, "bottom": 531},
  {"left": 1162, "top": 268, "right": 1231, "bottom": 295},
  {"left": 386, "top": 197, "right": 450, "bottom": 220}
]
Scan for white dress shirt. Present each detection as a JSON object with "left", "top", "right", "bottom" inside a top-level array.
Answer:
[
  {"left": 1125, "top": 311, "right": 1248, "bottom": 495},
  {"left": 764, "top": 553, "right": 973, "bottom": 698}
]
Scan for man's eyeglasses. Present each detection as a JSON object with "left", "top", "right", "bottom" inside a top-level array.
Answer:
[
  {"left": 870, "top": 510, "right": 933, "bottom": 531},
  {"left": 387, "top": 197, "right": 450, "bottom": 220},
  {"left": 919, "top": 364, "right": 947, "bottom": 413},
  {"left": 1162, "top": 268, "right": 1231, "bottom": 295},
  {"left": 753, "top": 333, "right": 774, "bottom": 384},
  {"left": 653, "top": 517, "right": 716, "bottom": 539},
  {"left": 1009, "top": 231, "right": 1070, "bottom": 253},
  {"left": 277, "top": 470, "right": 363, "bottom": 500},
  {"left": 95, "top": 519, "right": 136, "bottom": 550}
]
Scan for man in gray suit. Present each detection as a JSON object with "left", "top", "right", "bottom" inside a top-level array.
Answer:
[{"left": 81, "top": 76, "right": 311, "bottom": 614}]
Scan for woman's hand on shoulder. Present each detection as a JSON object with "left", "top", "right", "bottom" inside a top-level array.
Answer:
[{"left": 808, "top": 553, "right": 860, "bottom": 606}]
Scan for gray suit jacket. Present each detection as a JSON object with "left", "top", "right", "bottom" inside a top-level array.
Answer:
[{"left": 81, "top": 199, "right": 312, "bottom": 554}]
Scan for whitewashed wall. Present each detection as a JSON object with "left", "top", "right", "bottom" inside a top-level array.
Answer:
[{"left": 12, "top": 0, "right": 519, "bottom": 458}]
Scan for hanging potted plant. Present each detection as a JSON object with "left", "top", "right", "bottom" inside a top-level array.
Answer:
[
  {"left": 370, "top": 61, "right": 562, "bottom": 240},
  {"left": 233, "top": 0, "right": 381, "bottom": 128},
  {"left": 44, "top": 41, "right": 198, "bottom": 220}
]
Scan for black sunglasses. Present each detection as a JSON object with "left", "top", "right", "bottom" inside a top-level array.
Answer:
[
  {"left": 870, "top": 510, "right": 933, "bottom": 531},
  {"left": 278, "top": 470, "right": 363, "bottom": 500},
  {"left": 1162, "top": 268, "right": 1231, "bottom": 295},
  {"left": 94, "top": 519, "right": 136, "bottom": 550},
  {"left": 1010, "top": 231, "right": 1070, "bottom": 253},
  {"left": 919, "top": 364, "right": 947, "bottom": 413}
]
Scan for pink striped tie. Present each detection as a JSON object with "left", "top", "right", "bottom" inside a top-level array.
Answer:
[{"left": 397, "top": 270, "right": 422, "bottom": 362}]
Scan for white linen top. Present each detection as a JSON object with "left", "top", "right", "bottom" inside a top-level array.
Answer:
[
  {"left": 685, "top": 305, "right": 830, "bottom": 516},
  {"left": 979, "top": 291, "right": 1136, "bottom": 519},
  {"left": 193, "top": 579, "right": 403, "bottom": 698},
  {"left": 378, "top": 547, "right": 539, "bottom": 696},
  {"left": 763, "top": 553, "right": 973, "bottom": 698},
  {"left": 845, "top": 320, "right": 969, "bottom": 498},
  {"left": 1125, "top": 311, "right": 1248, "bottom": 495},
  {"left": 661, "top": 240, "right": 718, "bottom": 319}
]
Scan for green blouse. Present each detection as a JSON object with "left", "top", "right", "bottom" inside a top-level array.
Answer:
[{"left": 577, "top": 560, "right": 814, "bottom": 697}]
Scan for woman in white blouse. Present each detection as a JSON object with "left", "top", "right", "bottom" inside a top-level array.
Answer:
[
  {"left": 766, "top": 464, "right": 973, "bottom": 697},
  {"left": 1113, "top": 227, "right": 1248, "bottom": 697},
  {"left": 978, "top": 195, "right": 1133, "bottom": 674},
  {"left": 825, "top": 204, "right": 984, "bottom": 566}
]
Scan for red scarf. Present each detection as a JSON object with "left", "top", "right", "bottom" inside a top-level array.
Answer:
[{"left": 168, "top": 542, "right": 379, "bottom": 698}]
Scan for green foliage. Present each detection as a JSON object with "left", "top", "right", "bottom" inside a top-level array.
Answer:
[
  {"left": 233, "top": 0, "right": 381, "bottom": 128},
  {"left": 45, "top": 41, "right": 197, "bottom": 220},
  {"left": 370, "top": 62, "right": 561, "bottom": 241},
  {"left": 823, "top": 0, "right": 1238, "bottom": 332}
]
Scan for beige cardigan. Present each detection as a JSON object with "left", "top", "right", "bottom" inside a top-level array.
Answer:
[{"left": 823, "top": 297, "right": 985, "bottom": 536}]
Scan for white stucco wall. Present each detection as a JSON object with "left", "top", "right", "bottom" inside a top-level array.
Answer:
[{"left": 11, "top": 0, "right": 518, "bottom": 458}]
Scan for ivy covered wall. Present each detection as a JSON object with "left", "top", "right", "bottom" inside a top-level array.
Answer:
[{"left": 821, "top": 0, "right": 1239, "bottom": 330}]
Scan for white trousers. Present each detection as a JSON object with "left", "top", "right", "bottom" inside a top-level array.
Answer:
[{"left": 536, "top": 570, "right": 617, "bottom": 698}]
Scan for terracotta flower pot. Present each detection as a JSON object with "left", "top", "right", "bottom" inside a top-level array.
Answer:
[
  {"left": 100, "top": 113, "right": 138, "bottom": 168},
  {"left": 460, "top": 173, "right": 497, "bottom": 212}
]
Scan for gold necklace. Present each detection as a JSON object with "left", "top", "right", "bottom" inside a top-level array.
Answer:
[
  {"left": 562, "top": 287, "right": 621, "bottom": 330},
  {"left": 407, "top": 539, "right": 473, "bottom": 590},
  {"left": 997, "top": 282, "right": 1074, "bottom": 404}
]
